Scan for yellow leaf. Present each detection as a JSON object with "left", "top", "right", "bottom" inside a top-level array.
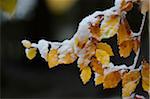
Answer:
[
  {"left": 103, "top": 71, "right": 121, "bottom": 89},
  {"left": 96, "top": 49, "right": 110, "bottom": 65},
  {"left": 141, "top": 60, "right": 150, "bottom": 93},
  {"left": 119, "top": 40, "right": 133, "bottom": 58},
  {"left": 122, "top": 80, "right": 139, "bottom": 97},
  {"left": 80, "top": 66, "right": 92, "bottom": 85},
  {"left": 47, "top": 49, "right": 59, "bottom": 68},
  {"left": 97, "top": 42, "right": 114, "bottom": 56},
  {"left": 90, "top": 57, "right": 103, "bottom": 75},
  {"left": 101, "top": 15, "right": 120, "bottom": 38},
  {"left": 95, "top": 74, "right": 104, "bottom": 86},
  {"left": 26, "top": 48, "right": 37, "bottom": 60}
]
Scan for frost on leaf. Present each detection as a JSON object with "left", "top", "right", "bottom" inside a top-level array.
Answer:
[
  {"left": 141, "top": 60, "right": 150, "bottom": 94},
  {"left": 94, "top": 73, "right": 104, "bottom": 86},
  {"left": 22, "top": 40, "right": 32, "bottom": 48},
  {"left": 58, "top": 53, "right": 77, "bottom": 64},
  {"left": 80, "top": 66, "right": 92, "bottom": 85},
  {"left": 103, "top": 71, "right": 121, "bottom": 89},
  {"left": 122, "top": 70, "right": 141, "bottom": 97},
  {"left": 25, "top": 48, "right": 37, "bottom": 60},
  {"left": 77, "top": 41, "right": 96, "bottom": 70},
  {"left": 89, "top": 16, "right": 103, "bottom": 40},
  {"left": 101, "top": 15, "right": 120, "bottom": 39},
  {"left": 47, "top": 49, "right": 59, "bottom": 68}
]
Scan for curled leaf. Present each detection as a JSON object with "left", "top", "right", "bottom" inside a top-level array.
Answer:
[
  {"left": 121, "top": 1, "right": 133, "bottom": 12},
  {"left": 48, "top": 49, "right": 59, "bottom": 68},
  {"left": 80, "top": 66, "right": 92, "bottom": 85},
  {"left": 25, "top": 48, "right": 37, "bottom": 60},
  {"left": 103, "top": 71, "right": 121, "bottom": 89}
]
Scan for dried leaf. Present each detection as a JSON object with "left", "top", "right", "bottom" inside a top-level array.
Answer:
[
  {"left": 89, "top": 17, "right": 103, "bottom": 40},
  {"left": 48, "top": 49, "right": 59, "bottom": 68},
  {"left": 122, "top": 70, "right": 140, "bottom": 87},
  {"left": 25, "top": 48, "right": 37, "bottom": 60},
  {"left": 121, "top": 1, "right": 133, "bottom": 12},
  {"left": 118, "top": 18, "right": 131, "bottom": 45},
  {"left": 97, "top": 42, "right": 114, "bottom": 56},
  {"left": 78, "top": 41, "right": 96, "bottom": 70},
  {"left": 140, "top": 0, "right": 149, "bottom": 14},
  {"left": 119, "top": 40, "right": 133, "bottom": 58},
  {"left": 103, "top": 71, "right": 121, "bottom": 89},
  {"left": 90, "top": 57, "right": 103, "bottom": 74},
  {"left": 96, "top": 49, "right": 110, "bottom": 65},
  {"left": 80, "top": 66, "right": 92, "bottom": 85},
  {"left": 141, "top": 60, "right": 150, "bottom": 93},
  {"left": 132, "top": 39, "right": 140, "bottom": 53},
  {"left": 122, "top": 80, "right": 140, "bottom": 97}
]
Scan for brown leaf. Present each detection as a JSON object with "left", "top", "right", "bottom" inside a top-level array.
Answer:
[
  {"left": 132, "top": 38, "right": 140, "bottom": 53},
  {"left": 121, "top": 1, "right": 133, "bottom": 12},
  {"left": 90, "top": 57, "right": 103, "bottom": 75},
  {"left": 122, "top": 70, "right": 140, "bottom": 87},
  {"left": 119, "top": 40, "right": 133, "bottom": 58},
  {"left": 103, "top": 71, "right": 121, "bottom": 89},
  {"left": 118, "top": 18, "right": 131, "bottom": 45}
]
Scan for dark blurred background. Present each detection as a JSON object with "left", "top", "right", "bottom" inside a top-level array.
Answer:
[{"left": 1, "top": 0, "right": 149, "bottom": 98}]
